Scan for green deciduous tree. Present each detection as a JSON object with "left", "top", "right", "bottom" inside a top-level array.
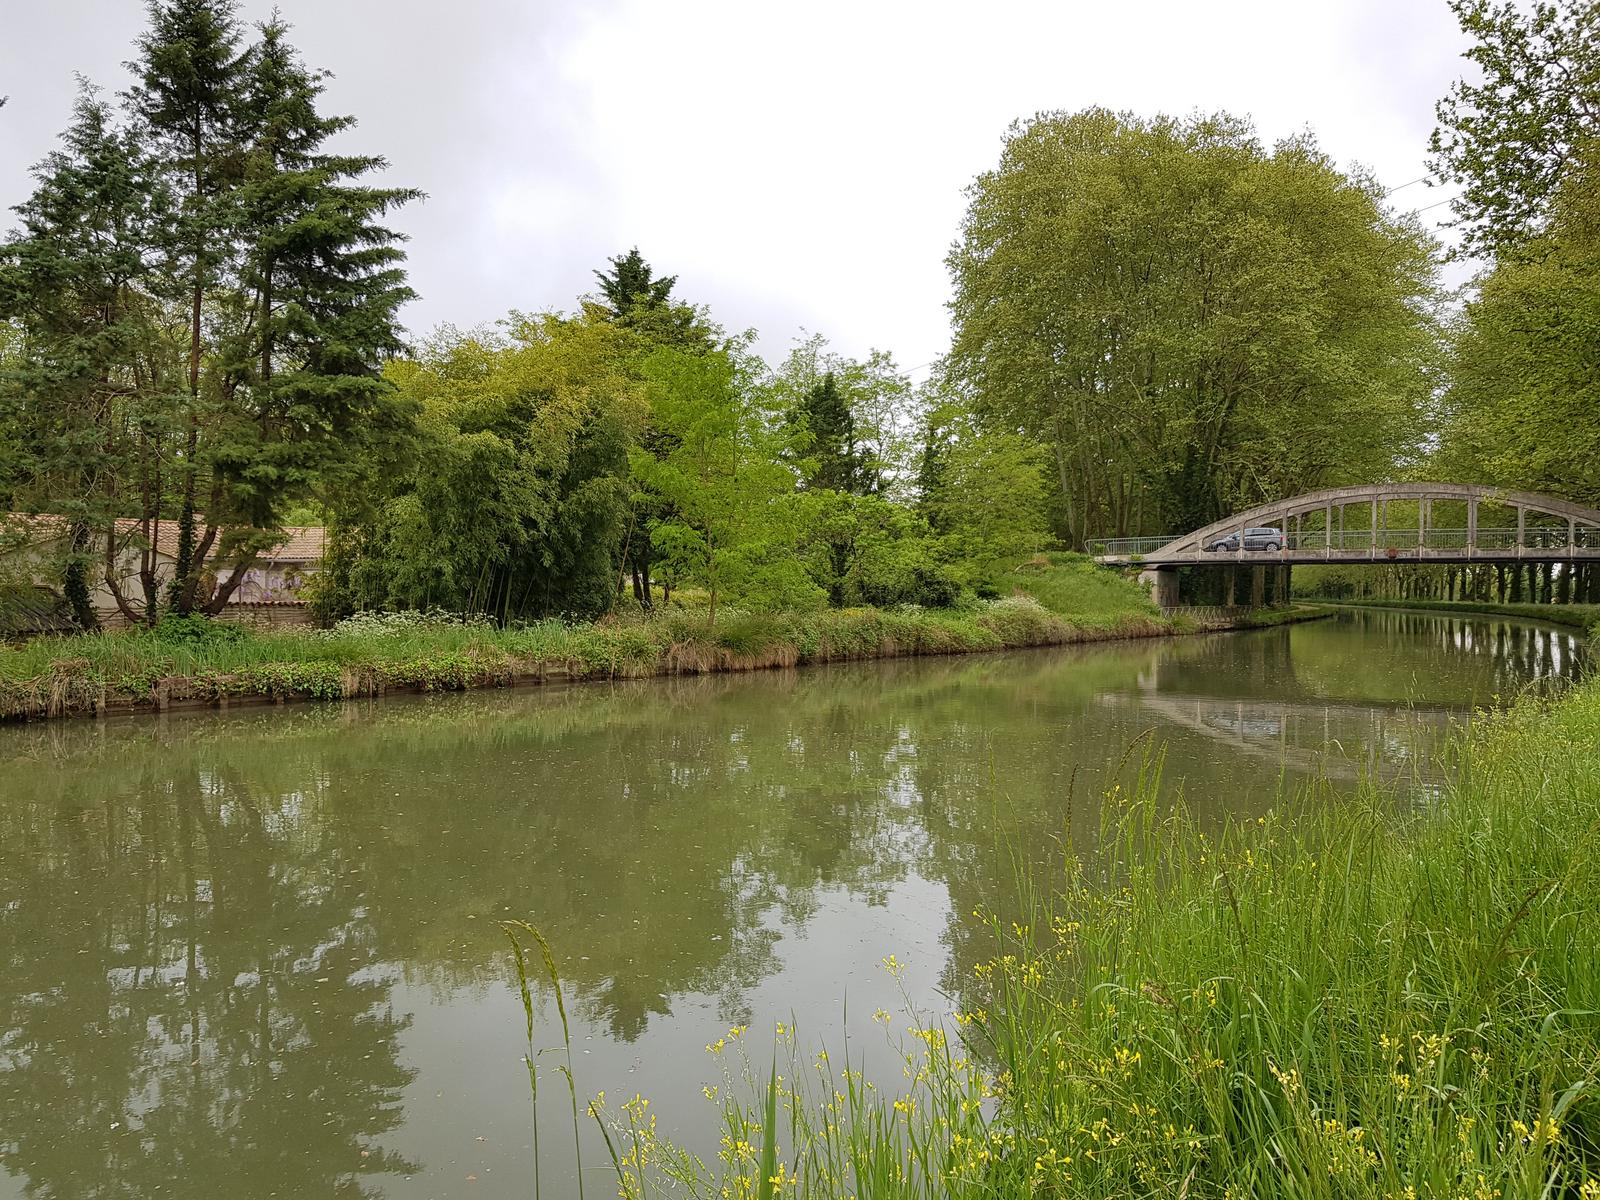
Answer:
[
  {"left": 949, "top": 108, "right": 1439, "bottom": 548},
  {"left": 918, "top": 397, "right": 1052, "bottom": 585},
  {"left": 1435, "top": 156, "right": 1600, "bottom": 504},
  {"left": 587, "top": 248, "right": 718, "bottom": 607},
  {"left": 1430, "top": 0, "right": 1600, "bottom": 257},
  {"left": 635, "top": 342, "right": 819, "bottom": 622}
]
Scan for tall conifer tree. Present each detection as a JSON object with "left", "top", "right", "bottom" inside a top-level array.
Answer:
[
  {"left": 127, "top": 0, "right": 249, "bottom": 611},
  {"left": 594, "top": 247, "right": 676, "bottom": 318},
  {"left": 4, "top": 2, "right": 420, "bottom": 622},
  {"left": 0, "top": 89, "right": 164, "bottom": 628}
]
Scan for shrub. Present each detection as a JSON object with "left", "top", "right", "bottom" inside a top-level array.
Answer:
[
  {"left": 325, "top": 608, "right": 494, "bottom": 638},
  {"left": 147, "top": 614, "right": 247, "bottom": 646}
]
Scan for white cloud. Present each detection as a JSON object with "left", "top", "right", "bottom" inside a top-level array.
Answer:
[{"left": 0, "top": 0, "right": 1472, "bottom": 368}]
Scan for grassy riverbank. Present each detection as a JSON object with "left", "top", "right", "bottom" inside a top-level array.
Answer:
[
  {"left": 608, "top": 677, "right": 1600, "bottom": 1198},
  {"left": 0, "top": 556, "right": 1177, "bottom": 722},
  {"left": 1309, "top": 597, "right": 1600, "bottom": 632}
]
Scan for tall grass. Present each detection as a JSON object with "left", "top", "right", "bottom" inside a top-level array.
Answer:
[
  {"left": 997, "top": 551, "right": 1162, "bottom": 626},
  {"left": 504, "top": 920, "right": 587, "bottom": 1200},
  {"left": 602, "top": 682, "right": 1600, "bottom": 1198}
]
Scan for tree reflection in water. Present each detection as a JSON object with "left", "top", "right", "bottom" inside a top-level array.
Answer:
[{"left": 0, "top": 607, "right": 1584, "bottom": 1197}]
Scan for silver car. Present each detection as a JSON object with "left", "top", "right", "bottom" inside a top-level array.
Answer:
[{"left": 1205, "top": 526, "right": 1285, "bottom": 552}]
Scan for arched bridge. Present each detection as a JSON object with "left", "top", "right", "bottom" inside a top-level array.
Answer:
[{"left": 1090, "top": 482, "right": 1600, "bottom": 573}]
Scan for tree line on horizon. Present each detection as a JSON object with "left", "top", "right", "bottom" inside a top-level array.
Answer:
[{"left": 1, "top": 0, "right": 1595, "bottom": 629}]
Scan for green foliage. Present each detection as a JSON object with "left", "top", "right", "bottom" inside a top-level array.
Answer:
[
  {"left": 0, "top": 2, "right": 419, "bottom": 622},
  {"left": 594, "top": 246, "right": 677, "bottom": 317},
  {"left": 794, "top": 372, "right": 875, "bottom": 494},
  {"left": 771, "top": 334, "right": 914, "bottom": 496},
  {"left": 635, "top": 342, "right": 820, "bottom": 622},
  {"left": 1435, "top": 155, "right": 1600, "bottom": 503},
  {"left": 949, "top": 108, "right": 1440, "bottom": 545},
  {"left": 920, "top": 396, "right": 1054, "bottom": 585},
  {"left": 591, "top": 246, "right": 712, "bottom": 348},
  {"left": 148, "top": 612, "right": 247, "bottom": 647},
  {"left": 0, "top": 89, "right": 165, "bottom": 624},
  {"left": 1430, "top": 0, "right": 1600, "bottom": 257},
  {"left": 341, "top": 314, "right": 647, "bottom": 621}
]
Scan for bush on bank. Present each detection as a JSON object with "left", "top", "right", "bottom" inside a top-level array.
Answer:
[
  {"left": 605, "top": 680, "right": 1600, "bottom": 1199},
  {"left": 0, "top": 567, "right": 1168, "bottom": 721}
]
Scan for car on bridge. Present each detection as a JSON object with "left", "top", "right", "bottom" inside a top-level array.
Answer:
[{"left": 1204, "top": 526, "right": 1285, "bottom": 552}]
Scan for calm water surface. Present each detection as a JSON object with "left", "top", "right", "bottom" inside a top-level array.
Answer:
[{"left": 0, "top": 608, "right": 1585, "bottom": 1198}]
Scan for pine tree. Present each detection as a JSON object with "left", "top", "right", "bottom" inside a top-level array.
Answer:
[
  {"left": 115, "top": 3, "right": 419, "bottom": 616},
  {"left": 126, "top": 0, "right": 250, "bottom": 612},
  {"left": 915, "top": 411, "right": 950, "bottom": 532},
  {"left": 198, "top": 13, "right": 420, "bottom": 607},
  {"left": 0, "top": 88, "right": 163, "bottom": 629},
  {"left": 798, "top": 372, "right": 875, "bottom": 495},
  {"left": 4, "top": 3, "right": 421, "bottom": 624},
  {"left": 594, "top": 246, "right": 676, "bottom": 318}
]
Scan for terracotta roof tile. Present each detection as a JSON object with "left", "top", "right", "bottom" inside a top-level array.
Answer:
[{"left": 4, "top": 513, "right": 325, "bottom": 563}]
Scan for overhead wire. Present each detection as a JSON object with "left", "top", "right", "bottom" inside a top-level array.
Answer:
[{"left": 1384, "top": 176, "right": 1429, "bottom": 195}]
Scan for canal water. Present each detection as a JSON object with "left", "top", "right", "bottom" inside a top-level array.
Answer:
[{"left": 0, "top": 607, "right": 1585, "bottom": 1197}]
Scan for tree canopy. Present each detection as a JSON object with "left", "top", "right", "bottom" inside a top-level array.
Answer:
[
  {"left": 1431, "top": 0, "right": 1600, "bottom": 512},
  {"left": 0, "top": 1, "right": 419, "bottom": 624},
  {"left": 1430, "top": 0, "right": 1600, "bottom": 258},
  {"left": 331, "top": 313, "right": 646, "bottom": 620},
  {"left": 948, "top": 108, "right": 1440, "bottom": 547}
]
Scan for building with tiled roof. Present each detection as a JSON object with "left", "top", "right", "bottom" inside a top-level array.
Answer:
[{"left": 0, "top": 514, "right": 327, "bottom": 624}]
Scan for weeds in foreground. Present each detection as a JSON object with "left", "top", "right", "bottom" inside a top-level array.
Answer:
[
  {"left": 585, "top": 685, "right": 1600, "bottom": 1198},
  {"left": 504, "top": 920, "right": 587, "bottom": 1200}
]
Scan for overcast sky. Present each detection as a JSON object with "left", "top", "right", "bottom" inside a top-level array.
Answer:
[{"left": 1, "top": 0, "right": 1472, "bottom": 375}]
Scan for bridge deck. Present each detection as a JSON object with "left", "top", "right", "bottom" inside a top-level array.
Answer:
[
  {"left": 1096, "top": 544, "right": 1600, "bottom": 567},
  {"left": 1092, "top": 486, "right": 1600, "bottom": 569}
]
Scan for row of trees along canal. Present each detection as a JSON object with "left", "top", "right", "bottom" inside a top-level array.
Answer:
[{"left": 3, "top": 0, "right": 1597, "bottom": 627}]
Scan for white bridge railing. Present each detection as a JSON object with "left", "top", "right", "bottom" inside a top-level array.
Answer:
[{"left": 1090, "top": 526, "right": 1600, "bottom": 557}]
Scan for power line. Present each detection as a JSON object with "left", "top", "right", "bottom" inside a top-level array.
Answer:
[{"left": 1384, "top": 176, "right": 1429, "bottom": 195}]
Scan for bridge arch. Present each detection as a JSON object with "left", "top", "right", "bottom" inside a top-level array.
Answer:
[{"left": 1092, "top": 482, "right": 1600, "bottom": 567}]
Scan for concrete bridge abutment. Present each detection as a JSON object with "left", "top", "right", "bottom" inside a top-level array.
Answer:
[{"left": 1138, "top": 566, "right": 1180, "bottom": 609}]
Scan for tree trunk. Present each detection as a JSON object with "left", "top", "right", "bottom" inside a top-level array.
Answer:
[
  {"left": 64, "top": 521, "right": 100, "bottom": 632},
  {"left": 174, "top": 125, "right": 207, "bottom": 618}
]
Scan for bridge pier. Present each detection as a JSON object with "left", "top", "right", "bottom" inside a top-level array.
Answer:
[{"left": 1138, "top": 566, "right": 1180, "bottom": 609}]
